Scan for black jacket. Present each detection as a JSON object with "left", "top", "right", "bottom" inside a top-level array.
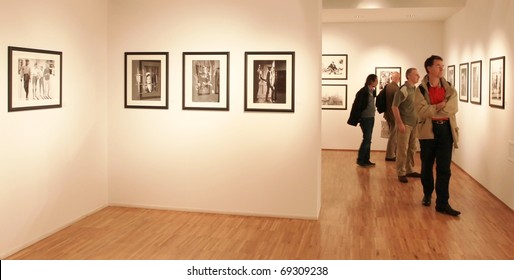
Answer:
[{"left": 347, "top": 86, "right": 376, "bottom": 126}]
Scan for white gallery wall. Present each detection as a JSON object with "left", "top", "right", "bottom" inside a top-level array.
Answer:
[
  {"left": 107, "top": 0, "right": 322, "bottom": 218},
  {"left": 445, "top": 0, "right": 514, "bottom": 209},
  {"left": 322, "top": 21, "right": 443, "bottom": 151},
  {"left": 0, "top": 0, "right": 109, "bottom": 258}
]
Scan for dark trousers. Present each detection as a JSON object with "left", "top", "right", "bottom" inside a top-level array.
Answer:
[
  {"left": 357, "top": 117, "right": 374, "bottom": 164},
  {"left": 419, "top": 122, "right": 453, "bottom": 207}
]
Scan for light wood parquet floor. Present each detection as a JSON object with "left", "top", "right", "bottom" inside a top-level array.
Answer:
[{"left": 7, "top": 150, "right": 514, "bottom": 259}]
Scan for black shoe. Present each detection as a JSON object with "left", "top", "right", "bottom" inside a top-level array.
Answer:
[
  {"left": 385, "top": 157, "right": 396, "bottom": 161},
  {"left": 357, "top": 162, "right": 375, "bottom": 167},
  {"left": 398, "top": 176, "right": 408, "bottom": 183},
  {"left": 422, "top": 196, "right": 431, "bottom": 206},
  {"left": 406, "top": 172, "right": 421, "bottom": 178},
  {"left": 435, "top": 204, "right": 461, "bottom": 216},
  {"left": 366, "top": 161, "right": 376, "bottom": 166}
]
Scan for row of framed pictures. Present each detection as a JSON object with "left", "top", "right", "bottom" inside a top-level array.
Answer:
[
  {"left": 321, "top": 54, "right": 349, "bottom": 110},
  {"left": 447, "top": 56, "right": 505, "bottom": 109},
  {"left": 7, "top": 46, "right": 296, "bottom": 113}
]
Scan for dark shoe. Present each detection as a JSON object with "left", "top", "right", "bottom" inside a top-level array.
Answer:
[
  {"left": 366, "top": 161, "right": 376, "bottom": 166},
  {"left": 422, "top": 196, "right": 431, "bottom": 206},
  {"left": 385, "top": 157, "right": 396, "bottom": 161},
  {"left": 357, "top": 162, "right": 375, "bottom": 167},
  {"left": 398, "top": 176, "right": 408, "bottom": 183},
  {"left": 406, "top": 172, "right": 421, "bottom": 178},
  {"left": 435, "top": 204, "right": 461, "bottom": 216}
]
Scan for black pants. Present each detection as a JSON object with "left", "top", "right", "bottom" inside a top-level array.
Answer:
[{"left": 419, "top": 121, "right": 453, "bottom": 207}]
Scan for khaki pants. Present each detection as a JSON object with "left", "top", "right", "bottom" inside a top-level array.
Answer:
[
  {"left": 396, "top": 124, "right": 417, "bottom": 176},
  {"left": 385, "top": 120, "right": 397, "bottom": 159}
]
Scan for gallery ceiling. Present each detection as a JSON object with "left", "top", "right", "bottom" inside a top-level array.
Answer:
[{"left": 322, "top": 0, "right": 467, "bottom": 22}]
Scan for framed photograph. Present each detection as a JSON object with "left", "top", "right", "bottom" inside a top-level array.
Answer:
[
  {"left": 489, "top": 56, "right": 505, "bottom": 109},
  {"left": 459, "top": 63, "right": 469, "bottom": 102},
  {"left": 322, "top": 84, "right": 347, "bottom": 110},
  {"left": 244, "top": 51, "right": 295, "bottom": 112},
  {"left": 125, "top": 52, "right": 168, "bottom": 109},
  {"left": 8, "top": 46, "right": 62, "bottom": 112},
  {"left": 447, "top": 65, "right": 455, "bottom": 87},
  {"left": 470, "top": 60, "right": 482, "bottom": 105},
  {"left": 182, "top": 52, "right": 229, "bottom": 111},
  {"left": 375, "top": 67, "right": 401, "bottom": 92},
  {"left": 322, "top": 54, "right": 348, "bottom": 80}
]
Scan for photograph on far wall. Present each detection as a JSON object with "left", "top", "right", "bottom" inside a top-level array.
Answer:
[
  {"left": 125, "top": 52, "right": 168, "bottom": 109},
  {"left": 447, "top": 65, "right": 455, "bottom": 87},
  {"left": 244, "top": 51, "right": 295, "bottom": 112},
  {"left": 375, "top": 67, "right": 401, "bottom": 92},
  {"left": 470, "top": 60, "right": 482, "bottom": 105},
  {"left": 322, "top": 54, "right": 348, "bottom": 80},
  {"left": 8, "top": 46, "right": 62, "bottom": 112},
  {"left": 182, "top": 52, "right": 229, "bottom": 111},
  {"left": 322, "top": 84, "right": 347, "bottom": 110},
  {"left": 459, "top": 62, "right": 469, "bottom": 102},
  {"left": 489, "top": 56, "right": 505, "bottom": 109}
]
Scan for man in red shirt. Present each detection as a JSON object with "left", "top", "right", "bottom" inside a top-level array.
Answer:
[{"left": 415, "top": 55, "right": 460, "bottom": 216}]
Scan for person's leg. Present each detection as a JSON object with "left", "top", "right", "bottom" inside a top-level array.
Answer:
[
  {"left": 434, "top": 123, "right": 453, "bottom": 208},
  {"left": 419, "top": 139, "right": 436, "bottom": 197},
  {"left": 396, "top": 125, "right": 409, "bottom": 177},
  {"left": 357, "top": 117, "right": 374, "bottom": 165},
  {"left": 405, "top": 125, "right": 418, "bottom": 174},
  {"left": 385, "top": 120, "right": 397, "bottom": 160}
]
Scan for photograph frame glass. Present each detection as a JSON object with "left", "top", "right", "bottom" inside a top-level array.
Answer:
[
  {"left": 322, "top": 84, "right": 347, "bottom": 110},
  {"left": 8, "top": 46, "right": 62, "bottom": 112},
  {"left": 489, "top": 56, "right": 505, "bottom": 109},
  {"left": 470, "top": 60, "right": 482, "bottom": 105},
  {"left": 124, "top": 52, "right": 168, "bottom": 109},
  {"left": 244, "top": 51, "right": 295, "bottom": 112},
  {"left": 459, "top": 63, "right": 469, "bottom": 102},
  {"left": 375, "top": 67, "right": 402, "bottom": 92},
  {"left": 447, "top": 64, "right": 455, "bottom": 87},
  {"left": 322, "top": 54, "right": 348, "bottom": 80},
  {"left": 182, "top": 52, "right": 229, "bottom": 111}
]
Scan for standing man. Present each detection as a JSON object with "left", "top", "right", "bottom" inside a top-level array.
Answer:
[
  {"left": 20, "top": 59, "right": 31, "bottom": 100},
  {"left": 392, "top": 68, "right": 421, "bottom": 183},
  {"left": 384, "top": 71, "right": 401, "bottom": 161},
  {"left": 415, "top": 55, "right": 460, "bottom": 216}
]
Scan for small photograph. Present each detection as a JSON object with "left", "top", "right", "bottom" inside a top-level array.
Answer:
[
  {"left": 489, "top": 56, "right": 505, "bottom": 109},
  {"left": 459, "top": 63, "right": 469, "bottom": 102},
  {"left": 375, "top": 67, "right": 401, "bottom": 92},
  {"left": 8, "top": 46, "right": 62, "bottom": 112},
  {"left": 322, "top": 54, "right": 348, "bottom": 80},
  {"left": 183, "top": 52, "right": 229, "bottom": 110},
  {"left": 322, "top": 84, "right": 347, "bottom": 110},
  {"left": 447, "top": 65, "right": 455, "bottom": 87},
  {"left": 125, "top": 52, "right": 168, "bottom": 109},
  {"left": 470, "top": 60, "right": 482, "bottom": 105}
]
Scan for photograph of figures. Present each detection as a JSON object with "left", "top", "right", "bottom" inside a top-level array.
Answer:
[
  {"left": 245, "top": 52, "right": 294, "bottom": 112},
  {"left": 459, "top": 62, "right": 469, "bottom": 102},
  {"left": 470, "top": 60, "right": 482, "bottom": 105},
  {"left": 8, "top": 46, "right": 62, "bottom": 112},
  {"left": 489, "top": 56, "right": 505, "bottom": 109},
  {"left": 125, "top": 52, "right": 168, "bottom": 109},
  {"left": 322, "top": 84, "right": 347, "bottom": 110},
  {"left": 447, "top": 65, "right": 455, "bottom": 87},
  {"left": 183, "top": 52, "right": 229, "bottom": 110},
  {"left": 322, "top": 54, "right": 348, "bottom": 80},
  {"left": 375, "top": 67, "right": 401, "bottom": 92}
]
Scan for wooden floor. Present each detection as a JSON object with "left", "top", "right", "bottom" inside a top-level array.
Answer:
[{"left": 7, "top": 150, "right": 514, "bottom": 260}]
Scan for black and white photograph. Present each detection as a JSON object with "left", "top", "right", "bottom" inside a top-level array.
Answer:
[
  {"left": 489, "top": 56, "right": 505, "bottom": 109},
  {"left": 125, "top": 52, "right": 168, "bottom": 109},
  {"left": 447, "top": 65, "right": 455, "bottom": 87},
  {"left": 470, "top": 60, "right": 482, "bottom": 105},
  {"left": 322, "top": 84, "right": 347, "bottom": 110},
  {"left": 459, "top": 62, "right": 469, "bottom": 102},
  {"left": 375, "top": 67, "right": 401, "bottom": 92},
  {"left": 245, "top": 52, "right": 295, "bottom": 112},
  {"left": 322, "top": 54, "right": 348, "bottom": 80},
  {"left": 182, "top": 52, "right": 229, "bottom": 111},
  {"left": 8, "top": 46, "right": 62, "bottom": 112}
]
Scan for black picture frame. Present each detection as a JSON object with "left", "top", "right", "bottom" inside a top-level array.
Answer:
[
  {"left": 322, "top": 84, "right": 347, "bottom": 110},
  {"left": 8, "top": 46, "right": 62, "bottom": 112},
  {"left": 375, "top": 67, "right": 402, "bottom": 92},
  {"left": 244, "top": 51, "right": 295, "bottom": 112},
  {"left": 447, "top": 64, "right": 455, "bottom": 87},
  {"left": 124, "top": 52, "right": 168, "bottom": 109},
  {"left": 489, "top": 56, "right": 505, "bottom": 109},
  {"left": 182, "top": 52, "right": 230, "bottom": 111},
  {"left": 459, "top": 62, "right": 469, "bottom": 102},
  {"left": 322, "top": 54, "right": 348, "bottom": 80},
  {"left": 470, "top": 60, "right": 482, "bottom": 105}
]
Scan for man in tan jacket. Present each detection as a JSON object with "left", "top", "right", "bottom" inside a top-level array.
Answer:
[{"left": 415, "top": 55, "right": 460, "bottom": 216}]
